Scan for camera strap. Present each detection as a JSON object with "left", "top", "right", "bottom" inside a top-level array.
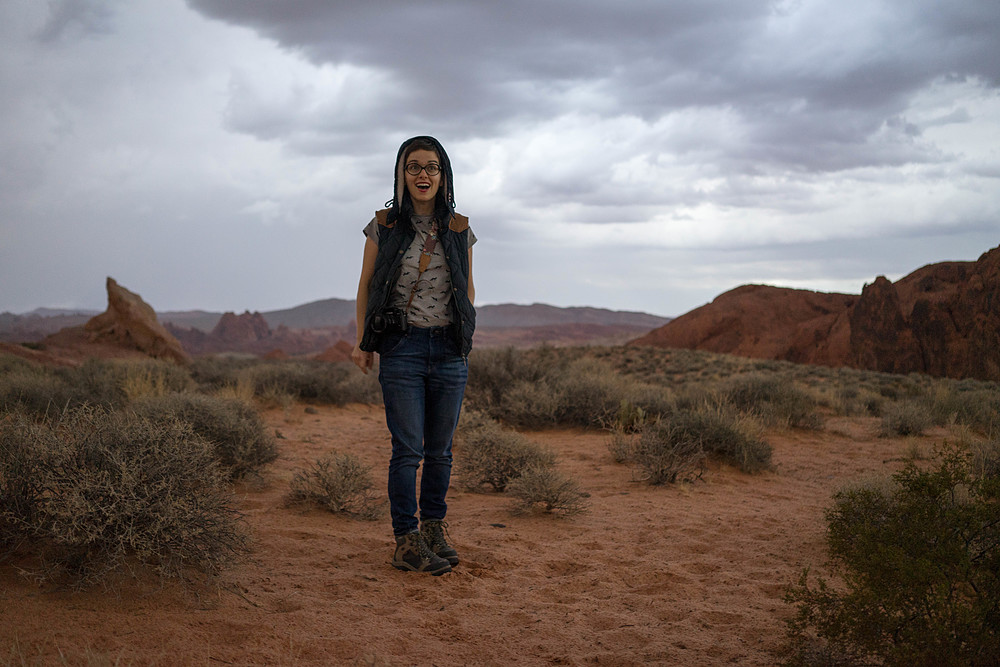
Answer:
[{"left": 405, "top": 222, "right": 439, "bottom": 311}]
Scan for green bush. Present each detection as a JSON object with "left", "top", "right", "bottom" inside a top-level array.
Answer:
[
  {"left": 507, "top": 466, "right": 589, "bottom": 516},
  {"left": 456, "top": 420, "right": 555, "bottom": 492},
  {"left": 132, "top": 393, "right": 277, "bottom": 480},
  {"left": 0, "top": 407, "right": 250, "bottom": 587},
  {"left": 286, "top": 452, "right": 383, "bottom": 520},
  {"left": 785, "top": 447, "right": 1000, "bottom": 666}
]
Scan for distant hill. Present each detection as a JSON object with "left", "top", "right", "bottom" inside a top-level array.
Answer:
[
  {"left": 3, "top": 297, "right": 670, "bottom": 353},
  {"left": 632, "top": 245, "right": 1000, "bottom": 381},
  {"left": 476, "top": 303, "right": 669, "bottom": 329}
]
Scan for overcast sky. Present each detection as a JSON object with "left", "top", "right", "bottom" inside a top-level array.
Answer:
[{"left": 2, "top": 0, "right": 998, "bottom": 318}]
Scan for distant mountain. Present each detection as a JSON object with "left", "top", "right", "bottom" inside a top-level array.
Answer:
[
  {"left": 476, "top": 303, "right": 669, "bottom": 329},
  {"left": 632, "top": 245, "right": 1000, "bottom": 381},
  {"left": 157, "top": 299, "right": 668, "bottom": 333},
  {"left": 3, "top": 294, "right": 671, "bottom": 353}
]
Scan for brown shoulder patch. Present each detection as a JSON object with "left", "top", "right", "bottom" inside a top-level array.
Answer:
[
  {"left": 375, "top": 209, "right": 393, "bottom": 228},
  {"left": 448, "top": 213, "right": 469, "bottom": 233}
]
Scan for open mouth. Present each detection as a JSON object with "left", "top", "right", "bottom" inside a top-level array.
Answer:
[{"left": 416, "top": 184, "right": 431, "bottom": 193}]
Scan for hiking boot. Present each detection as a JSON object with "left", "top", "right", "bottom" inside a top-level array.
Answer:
[
  {"left": 421, "top": 520, "right": 459, "bottom": 566},
  {"left": 392, "top": 531, "right": 452, "bottom": 575}
]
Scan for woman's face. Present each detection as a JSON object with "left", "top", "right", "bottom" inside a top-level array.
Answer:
[{"left": 404, "top": 148, "right": 442, "bottom": 214}]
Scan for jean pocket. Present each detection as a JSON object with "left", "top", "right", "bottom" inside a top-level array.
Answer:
[{"left": 378, "top": 331, "right": 406, "bottom": 356}]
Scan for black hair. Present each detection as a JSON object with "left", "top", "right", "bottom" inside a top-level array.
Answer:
[{"left": 386, "top": 135, "right": 455, "bottom": 229}]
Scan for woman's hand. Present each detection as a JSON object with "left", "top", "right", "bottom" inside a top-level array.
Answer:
[{"left": 352, "top": 343, "right": 374, "bottom": 374}]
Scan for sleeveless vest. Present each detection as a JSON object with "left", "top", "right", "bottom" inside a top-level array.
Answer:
[{"left": 360, "top": 209, "right": 476, "bottom": 357}]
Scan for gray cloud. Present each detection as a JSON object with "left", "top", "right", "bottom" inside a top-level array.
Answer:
[{"left": 0, "top": 0, "right": 997, "bottom": 316}]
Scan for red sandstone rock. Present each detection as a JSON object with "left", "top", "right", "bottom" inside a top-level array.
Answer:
[
  {"left": 631, "top": 245, "right": 1000, "bottom": 381},
  {"left": 211, "top": 311, "right": 271, "bottom": 343},
  {"left": 82, "top": 278, "right": 190, "bottom": 364},
  {"left": 314, "top": 339, "right": 353, "bottom": 363}
]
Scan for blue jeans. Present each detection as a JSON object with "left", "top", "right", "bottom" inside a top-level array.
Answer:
[{"left": 378, "top": 326, "right": 468, "bottom": 536}]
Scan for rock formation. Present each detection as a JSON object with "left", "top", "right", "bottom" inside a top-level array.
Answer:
[
  {"left": 631, "top": 245, "right": 1000, "bottom": 381},
  {"left": 83, "top": 278, "right": 191, "bottom": 364}
]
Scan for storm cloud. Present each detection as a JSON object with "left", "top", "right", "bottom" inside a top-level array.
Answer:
[{"left": 1, "top": 0, "right": 998, "bottom": 316}]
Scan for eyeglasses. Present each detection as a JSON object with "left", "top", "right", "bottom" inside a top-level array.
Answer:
[{"left": 405, "top": 162, "right": 441, "bottom": 176}]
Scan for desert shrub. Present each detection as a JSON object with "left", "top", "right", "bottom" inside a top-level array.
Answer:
[
  {"left": 930, "top": 386, "right": 1000, "bottom": 437},
  {"left": 456, "top": 420, "right": 555, "bottom": 492},
  {"left": 607, "top": 427, "right": 636, "bottom": 464},
  {"left": 132, "top": 393, "right": 277, "bottom": 480},
  {"left": 785, "top": 448, "right": 1000, "bottom": 666},
  {"left": 0, "top": 407, "right": 250, "bottom": 587},
  {"left": 0, "top": 367, "right": 76, "bottom": 419},
  {"left": 507, "top": 466, "right": 589, "bottom": 516},
  {"left": 970, "top": 438, "right": 1000, "bottom": 480},
  {"left": 878, "top": 400, "right": 933, "bottom": 437},
  {"left": 286, "top": 452, "right": 383, "bottom": 520},
  {"left": 723, "top": 373, "right": 822, "bottom": 429},
  {"left": 834, "top": 384, "right": 884, "bottom": 417},
  {"left": 552, "top": 358, "right": 631, "bottom": 427},
  {"left": 466, "top": 346, "right": 562, "bottom": 411},
  {"left": 626, "top": 420, "right": 707, "bottom": 485},
  {"left": 671, "top": 405, "right": 772, "bottom": 473},
  {"left": 497, "top": 379, "right": 563, "bottom": 428},
  {"left": 468, "top": 350, "right": 675, "bottom": 430},
  {"left": 55, "top": 358, "right": 193, "bottom": 408}
]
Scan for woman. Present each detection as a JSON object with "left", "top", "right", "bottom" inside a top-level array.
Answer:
[{"left": 352, "top": 136, "right": 476, "bottom": 575}]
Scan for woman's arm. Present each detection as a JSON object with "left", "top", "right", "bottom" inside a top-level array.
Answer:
[{"left": 352, "top": 237, "right": 380, "bottom": 374}]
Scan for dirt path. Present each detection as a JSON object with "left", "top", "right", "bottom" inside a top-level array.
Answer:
[{"left": 2, "top": 405, "right": 917, "bottom": 666}]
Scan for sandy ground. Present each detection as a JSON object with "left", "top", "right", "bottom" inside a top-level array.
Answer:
[{"left": 2, "top": 404, "right": 923, "bottom": 666}]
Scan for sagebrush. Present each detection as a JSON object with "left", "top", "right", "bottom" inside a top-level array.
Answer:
[{"left": 0, "top": 407, "right": 250, "bottom": 587}]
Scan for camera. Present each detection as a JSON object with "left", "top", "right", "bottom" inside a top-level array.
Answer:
[{"left": 371, "top": 308, "right": 408, "bottom": 334}]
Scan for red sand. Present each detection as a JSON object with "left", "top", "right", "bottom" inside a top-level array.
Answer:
[{"left": 2, "top": 405, "right": 920, "bottom": 665}]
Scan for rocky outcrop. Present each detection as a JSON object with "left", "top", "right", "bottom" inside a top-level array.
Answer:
[
  {"left": 211, "top": 311, "right": 271, "bottom": 343},
  {"left": 166, "top": 312, "right": 352, "bottom": 357},
  {"left": 631, "top": 245, "right": 1000, "bottom": 381},
  {"left": 83, "top": 278, "right": 190, "bottom": 364}
]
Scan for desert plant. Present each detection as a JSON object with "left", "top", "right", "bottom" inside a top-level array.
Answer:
[
  {"left": 286, "top": 452, "right": 383, "bottom": 520},
  {"left": 671, "top": 404, "right": 772, "bottom": 473},
  {"left": 507, "top": 466, "right": 589, "bottom": 516},
  {"left": 930, "top": 385, "right": 1000, "bottom": 437},
  {"left": 456, "top": 421, "right": 555, "bottom": 492},
  {"left": 784, "top": 447, "right": 1000, "bottom": 666},
  {"left": 878, "top": 400, "right": 933, "bottom": 437},
  {"left": 723, "top": 373, "right": 822, "bottom": 429},
  {"left": 131, "top": 393, "right": 277, "bottom": 480},
  {"left": 0, "top": 407, "right": 250, "bottom": 587},
  {"left": 0, "top": 367, "right": 76, "bottom": 419},
  {"left": 626, "top": 419, "right": 707, "bottom": 484}
]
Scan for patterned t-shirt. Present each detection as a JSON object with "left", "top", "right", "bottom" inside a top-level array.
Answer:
[{"left": 363, "top": 214, "right": 477, "bottom": 328}]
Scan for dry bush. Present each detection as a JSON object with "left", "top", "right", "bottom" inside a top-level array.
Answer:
[
  {"left": 878, "top": 400, "right": 933, "bottom": 437},
  {"left": 930, "top": 385, "right": 1000, "bottom": 437},
  {"left": 507, "top": 466, "right": 589, "bottom": 516},
  {"left": 0, "top": 367, "right": 76, "bottom": 419},
  {"left": 669, "top": 405, "right": 772, "bottom": 474},
  {"left": 190, "top": 357, "right": 382, "bottom": 406},
  {"left": 626, "top": 421, "right": 707, "bottom": 485},
  {"left": 286, "top": 452, "right": 383, "bottom": 520},
  {"left": 0, "top": 408, "right": 250, "bottom": 587},
  {"left": 456, "top": 420, "right": 555, "bottom": 492},
  {"left": 132, "top": 393, "right": 277, "bottom": 480},
  {"left": 723, "top": 373, "right": 823, "bottom": 429}
]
